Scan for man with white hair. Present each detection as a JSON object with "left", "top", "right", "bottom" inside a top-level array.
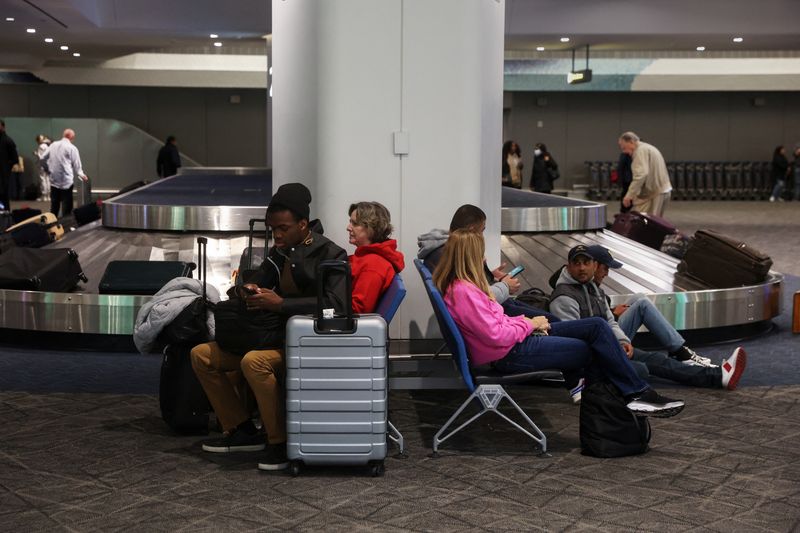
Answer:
[
  {"left": 40, "top": 128, "right": 89, "bottom": 217},
  {"left": 618, "top": 131, "right": 672, "bottom": 216}
]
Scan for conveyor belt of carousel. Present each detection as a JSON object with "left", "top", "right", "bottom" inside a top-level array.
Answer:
[{"left": 0, "top": 182, "right": 782, "bottom": 340}]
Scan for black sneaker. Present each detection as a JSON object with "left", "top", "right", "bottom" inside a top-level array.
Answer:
[
  {"left": 257, "top": 442, "right": 289, "bottom": 471},
  {"left": 201, "top": 429, "right": 266, "bottom": 453},
  {"left": 625, "top": 389, "right": 685, "bottom": 418}
]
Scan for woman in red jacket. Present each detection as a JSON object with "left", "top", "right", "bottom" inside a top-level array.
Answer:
[{"left": 347, "top": 201, "right": 405, "bottom": 313}]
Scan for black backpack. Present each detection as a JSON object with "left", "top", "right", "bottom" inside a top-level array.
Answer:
[
  {"left": 580, "top": 381, "right": 651, "bottom": 458},
  {"left": 515, "top": 287, "right": 550, "bottom": 310}
]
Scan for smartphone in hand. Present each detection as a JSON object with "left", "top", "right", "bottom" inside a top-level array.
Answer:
[{"left": 507, "top": 265, "right": 525, "bottom": 278}]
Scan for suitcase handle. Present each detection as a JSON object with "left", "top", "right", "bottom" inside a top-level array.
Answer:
[
  {"left": 197, "top": 236, "right": 207, "bottom": 299},
  {"left": 314, "top": 259, "right": 355, "bottom": 334},
  {"left": 246, "top": 218, "right": 270, "bottom": 270}
]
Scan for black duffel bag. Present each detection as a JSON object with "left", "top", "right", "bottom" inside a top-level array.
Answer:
[{"left": 214, "top": 297, "right": 285, "bottom": 356}]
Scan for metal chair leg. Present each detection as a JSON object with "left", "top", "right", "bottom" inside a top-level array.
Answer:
[
  {"left": 387, "top": 420, "right": 405, "bottom": 455},
  {"left": 432, "top": 384, "right": 547, "bottom": 454}
]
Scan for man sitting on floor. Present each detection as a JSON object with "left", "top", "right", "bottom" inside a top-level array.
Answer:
[
  {"left": 549, "top": 244, "right": 746, "bottom": 402},
  {"left": 191, "top": 182, "right": 348, "bottom": 471}
]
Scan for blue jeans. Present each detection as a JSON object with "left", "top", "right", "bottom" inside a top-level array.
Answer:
[
  {"left": 771, "top": 179, "right": 785, "bottom": 200},
  {"left": 618, "top": 297, "right": 684, "bottom": 353},
  {"left": 494, "top": 316, "right": 649, "bottom": 397},
  {"left": 631, "top": 348, "right": 721, "bottom": 388},
  {"left": 501, "top": 299, "right": 560, "bottom": 323}
]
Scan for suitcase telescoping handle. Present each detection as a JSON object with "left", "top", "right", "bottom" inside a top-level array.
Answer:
[
  {"left": 314, "top": 259, "right": 355, "bottom": 334},
  {"left": 197, "top": 236, "right": 207, "bottom": 299},
  {"left": 246, "top": 218, "right": 270, "bottom": 270}
]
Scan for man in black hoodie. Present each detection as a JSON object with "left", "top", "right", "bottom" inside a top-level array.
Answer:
[{"left": 191, "top": 182, "right": 348, "bottom": 471}]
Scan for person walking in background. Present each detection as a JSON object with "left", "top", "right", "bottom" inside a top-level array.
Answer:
[
  {"left": 40, "top": 128, "right": 88, "bottom": 217},
  {"left": 618, "top": 131, "right": 672, "bottom": 216},
  {"left": 34, "top": 134, "right": 51, "bottom": 202},
  {"left": 769, "top": 145, "right": 790, "bottom": 202},
  {"left": 617, "top": 151, "right": 633, "bottom": 212},
  {"left": 156, "top": 135, "right": 182, "bottom": 179},
  {"left": 0, "top": 119, "right": 19, "bottom": 211},
  {"left": 529, "top": 142, "right": 559, "bottom": 193},
  {"left": 793, "top": 146, "right": 800, "bottom": 202},
  {"left": 502, "top": 141, "right": 523, "bottom": 189}
]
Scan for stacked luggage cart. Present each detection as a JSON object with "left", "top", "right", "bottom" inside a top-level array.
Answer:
[{"left": 585, "top": 160, "right": 779, "bottom": 201}]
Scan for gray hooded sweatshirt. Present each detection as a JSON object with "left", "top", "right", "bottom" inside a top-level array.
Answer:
[
  {"left": 416, "top": 228, "right": 510, "bottom": 303},
  {"left": 548, "top": 268, "right": 630, "bottom": 346}
]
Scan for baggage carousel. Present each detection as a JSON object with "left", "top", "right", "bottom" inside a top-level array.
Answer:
[{"left": 0, "top": 178, "right": 783, "bottom": 344}]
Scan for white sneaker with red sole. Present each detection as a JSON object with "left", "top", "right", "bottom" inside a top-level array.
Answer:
[{"left": 721, "top": 347, "right": 747, "bottom": 390}]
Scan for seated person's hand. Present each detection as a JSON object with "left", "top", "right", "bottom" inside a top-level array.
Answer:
[
  {"left": 527, "top": 315, "right": 550, "bottom": 335},
  {"left": 612, "top": 304, "right": 629, "bottom": 319},
  {"left": 245, "top": 287, "right": 283, "bottom": 312},
  {"left": 503, "top": 276, "right": 521, "bottom": 295},
  {"left": 621, "top": 342, "right": 634, "bottom": 358},
  {"left": 491, "top": 262, "right": 508, "bottom": 281}
]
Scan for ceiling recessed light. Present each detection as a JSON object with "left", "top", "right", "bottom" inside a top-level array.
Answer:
[
  {"left": 733, "top": 37, "right": 744, "bottom": 43},
  {"left": 536, "top": 46, "right": 545, "bottom": 51},
  {"left": 73, "top": 52, "right": 80, "bottom": 57},
  {"left": 696, "top": 46, "right": 706, "bottom": 51},
  {"left": 213, "top": 41, "right": 222, "bottom": 47},
  {"left": 60, "top": 45, "right": 68, "bottom": 51},
  {"left": 44, "top": 37, "right": 53, "bottom": 43},
  {"left": 209, "top": 33, "right": 218, "bottom": 39},
  {"left": 5, "top": 17, "right": 14, "bottom": 22},
  {"left": 26, "top": 28, "right": 35, "bottom": 33},
  {"left": 560, "top": 37, "right": 570, "bottom": 43}
]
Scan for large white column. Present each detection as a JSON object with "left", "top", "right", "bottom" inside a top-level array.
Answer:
[{"left": 273, "top": 0, "right": 505, "bottom": 338}]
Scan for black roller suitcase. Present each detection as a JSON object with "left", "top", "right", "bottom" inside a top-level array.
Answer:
[
  {"left": 0, "top": 247, "right": 88, "bottom": 291},
  {"left": 610, "top": 211, "right": 677, "bottom": 250},
  {"left": 98, "top": 260, "right": 195, "bottom": 295},
  {"left": 678, "top": 229, "right": 773, "bottom": 288},
  {"left": 159, "top": 343, "right": 211, "bottom": 435},
  {"left": 158, "top": 237, "right": 213, "bottom": 435}
]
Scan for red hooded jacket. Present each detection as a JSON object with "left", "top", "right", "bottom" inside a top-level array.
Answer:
[{"left": 349, "top": 239, "right": 405, "bottom": 314}]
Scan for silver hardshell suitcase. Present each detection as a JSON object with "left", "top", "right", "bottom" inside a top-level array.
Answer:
[{"left": 285, "top": 261, "right": 388, "bottom": 477}]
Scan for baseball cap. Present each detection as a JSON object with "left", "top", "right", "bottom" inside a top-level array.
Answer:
[
  {"left": 568, "top": 244, "right": 594, "bottom": 262},
  {"left": 586, "top": 245, "right": 623, "bottom": 269}
]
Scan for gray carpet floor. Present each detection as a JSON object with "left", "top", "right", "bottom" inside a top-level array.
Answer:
[{"left": 2, "top": 200, "right": 800, "bottom": 532}]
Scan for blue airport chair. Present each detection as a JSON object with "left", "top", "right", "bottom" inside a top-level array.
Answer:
[
  {"left": 375, "top": 274, "right": 406, "bottom": 325},
  {"left": 374, "top": 273, "right": 407, "bottom": 454},
  {"left": 414, "top": 258, "right": 552, "bottom": 455}
]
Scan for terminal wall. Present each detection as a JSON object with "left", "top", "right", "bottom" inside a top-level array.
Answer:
[
  {"left": 505, "top": 90, "right": 800, "bottom": 190},
  {"left": 0, "top": 84, "right": 269, "bottom": 173}
]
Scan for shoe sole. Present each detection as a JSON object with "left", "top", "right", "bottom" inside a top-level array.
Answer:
[
  {"left": 258, "top": 461, "right": 289, "bottom": 471},
  {"left": 202, "top": 443, "right": 266, "bottom": 453},
  {"left": 626, "top": 401, "right": 685, "bottom": 418},
  {"left": 724, "top": 348, "right": 747, "bottom": 391}
]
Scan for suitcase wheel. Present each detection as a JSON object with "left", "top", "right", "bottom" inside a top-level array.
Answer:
[
  {"left": 369, "top": 460, "right": 385, "bottom": 478},
  {"left": 289, "top": 460, "right": 302, "bottom": 477}
]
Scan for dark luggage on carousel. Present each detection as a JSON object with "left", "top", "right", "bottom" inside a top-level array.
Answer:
[
  {"left": 73, "top": 201, "right": 101, "bottom": 226},
  {"left": 11, "top": 207, "right": 41, "bottom": 224},
  {"left": 610, "top": 211, "right": 677, "bottom": 250},
  {"left": 285, "top": 260, "right": 388, "bottom": 477},
  {"left": 0, "top": 247, "right": 88, "bottom": 291},
  {"left": 678, "top": 229, "right": 773, "bottom": 288},
  {"left": 98, "top": 260, "right": 195, "bottom": 295},
  {"left": 7, "top": 212, "right": 64, "bottom": 244},
  {"left": 0, "top": 233, "right": 15, "bottom": 254},
  {"left": 159, "top": 343, "right": 211, "bottom": 435}
]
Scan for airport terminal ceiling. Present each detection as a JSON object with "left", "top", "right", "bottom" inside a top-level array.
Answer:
[{"left": 0, "top": 0, "right": 799, "bottom": 71}]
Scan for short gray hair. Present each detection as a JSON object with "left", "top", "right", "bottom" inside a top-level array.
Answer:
[{"left": 619, "top": 131, "right": 640, "bottom": 143}]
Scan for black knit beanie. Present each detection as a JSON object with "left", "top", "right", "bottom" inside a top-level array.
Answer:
[{"left": 269, "top": 182, "right": 312, "bottom": 221}]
